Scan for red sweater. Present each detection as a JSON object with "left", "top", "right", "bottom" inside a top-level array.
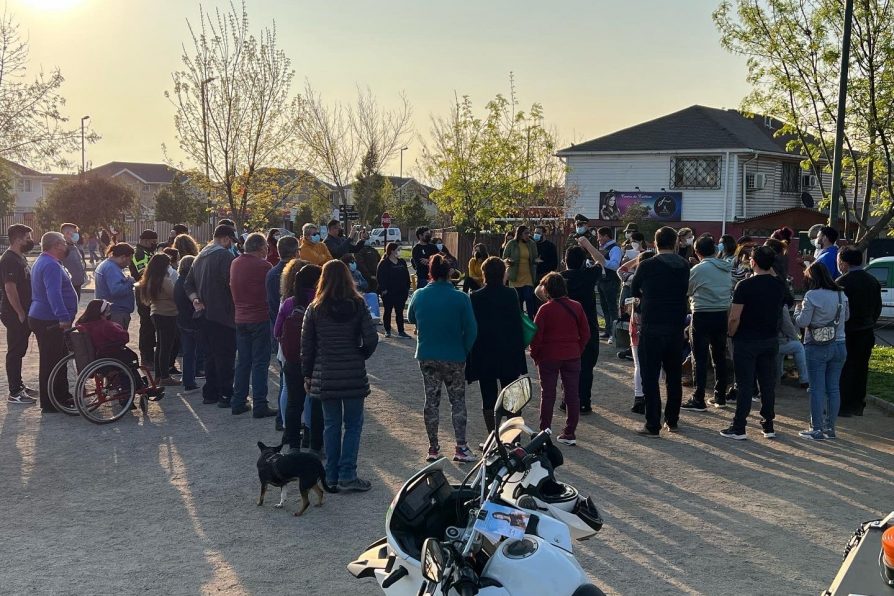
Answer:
[
  {"left": 530, "top": 297, "right": 590, "bottom": 363},
  {"left": 230, "top": 254, "right": 273, "bottom": 324},
  {"left": 81, "top": 319, "right": 130, "bottom": 358}
]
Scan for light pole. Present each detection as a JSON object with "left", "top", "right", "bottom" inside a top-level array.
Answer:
[
  {"left": 829, "top": 0, "right": 854, "bottom": 227},
  {"left": 200, "top": 77, "right": 216, "bottom": 223},
  {"left": 80, "top": 115, "right": 90, "bottom": 178},
  {"left": 399, "top": 146, "right": 408, "bottom": 204}
]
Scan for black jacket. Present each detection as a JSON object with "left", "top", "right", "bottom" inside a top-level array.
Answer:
[
  {"left": 465, "top": 284, "right": 527, "bottom": 383},
  {"left": 324, "top": 234, "right": 365, "bottom": 260},
  {"left": 837, "top": 269, "right": 882, "bottom": 332},
  {"left": 535, "top": 239, "right": 559, "bottom": 281},
  {"left": 173, "top": 276, "right": 199, "bottom": 331},
  {"left": 184, "top": 244, "right": 236, "bottom": 328},
  {"left": 301, "top": 298, "right": 379, "bottom": 400},
  {"left": 377, "top": 257, "right": 411, "bottom": 301}
]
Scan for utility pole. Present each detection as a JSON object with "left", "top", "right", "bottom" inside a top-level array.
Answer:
[
  {"left": 829, "top": 0, "right": 854, "bottom": 228},
  {"left": 201, "top": 77, "right": 216, "bottom": 224},
  {"left": 80, "top": 115, "right": 90, "bottom": 179}
]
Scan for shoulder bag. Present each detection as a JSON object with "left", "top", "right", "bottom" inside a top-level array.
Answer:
[{"left": 809, "top": 291, "right": 842, "bottom": 346}]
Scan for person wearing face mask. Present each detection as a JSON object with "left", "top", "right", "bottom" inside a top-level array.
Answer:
[
  {"left": 60, "top": 223, "right": 87, "bottom": 300},
  {"left": 341, "top": 254, "right": 369, "bottom": 292},
  {"left": 502, "top": 225, "right": 540, "bottom": 318},
  {"left": 717, "top": 234, "right": 736, "bottom": 264},
  {"left": 567, "top": 213, "right": 596, "bottom": 251},
  {"left": 185, "top": 225, "right": 239, "bottom": 408},
  {"left": 28, "top": 232, "right": 79, "bottom": 413},
  {"left": 622, "top": 223, "right": 639, "bottom": 248},
  {"left": 130, "top": 229, "right": 159, "bottom": 369},
  {"left": 1, "top": 224, "right": 38, "bottom": 404},
  {"left": 94, "top": 243, "right": 137, "bottom": 329},
  {"left": 533, "top": 225, "right": 558, "bottom": 282},
  {"left": 587, "top": 227, "right": 624, "bottom": 340},
  {"left": 676, "top": 227, "right": 696, "bottom": 265},
  {"left": 298, "top": 222, "right": 333, "bottom": 266},
  {"left": 411, "top": 226, "right": 440, "bottom": 290},
  {"left": 813, "top": 225, "right": 840, "bottom": 278}
]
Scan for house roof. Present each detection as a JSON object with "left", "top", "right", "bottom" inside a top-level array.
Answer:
[
  {"left": 558, "top": 105, "right": 804, "bottom": 157},
  {"left": 1, "top": 158, "right": 47, "bottom": 177},
  {"left": 87, "top": 162, "right": 178, "bottom": 184}
]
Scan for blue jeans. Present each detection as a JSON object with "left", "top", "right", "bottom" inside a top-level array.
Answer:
[
  {"left": 322, "top": 397, "right": 365, "bottom": 484},
  {"left": 179, "top": 328, "right": 198, "bottom": 388},
  {"left": 777, "top": 339, "right": 809, "bottom": 384},
  {"left": 805, "top": 342, "right": 847, "bottom": 432},
  {"left": 233, "top": 321, "right": 272, "bottom": 409},
  {"left": 514, "top": 285, "right": 537, "bottom": 318}
]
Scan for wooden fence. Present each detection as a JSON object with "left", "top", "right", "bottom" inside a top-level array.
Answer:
[{"left": 432, "top": 229, "right": 566, "bottom": 272}]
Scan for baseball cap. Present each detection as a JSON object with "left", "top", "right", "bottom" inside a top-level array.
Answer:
[{"left": 140, "top": 229, "right": 159, "bottom": 240}]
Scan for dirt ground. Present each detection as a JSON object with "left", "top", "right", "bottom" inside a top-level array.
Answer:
[{"left": 1, "top": 298, "right": 893, "bottom": 595}]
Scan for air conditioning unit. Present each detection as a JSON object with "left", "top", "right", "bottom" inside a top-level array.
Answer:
[
  {"left": 746, "top": 172, "right": 767, "bottom": 190},
  {"left": 802, "top": 174, "right": 819, "bottom": 189}
]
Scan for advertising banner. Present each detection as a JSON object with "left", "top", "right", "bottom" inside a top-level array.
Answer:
[{"left": 598, "top": 191, "right": 683, "bottom": 222}]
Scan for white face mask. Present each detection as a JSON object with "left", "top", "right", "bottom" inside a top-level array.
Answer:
[
  {"left": 813, "top": 237, "right": 822, "bottom": 248},
  {"left": 625, "top": 232, "right": 632, "bottom": 240},
  {"left": 631, "top": 242, "right": 640, "bottom": 251},
  {"left": 684, "top": 237, "right": 694, "bottom": 246}
]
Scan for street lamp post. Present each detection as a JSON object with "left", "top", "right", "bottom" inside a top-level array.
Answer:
[
  {"left": 80, "top": 115, "right": 90, "bottom": 178},
  {"left": 829, "top": 0, "right": 855, "bottom": 228},
  {"left": 399, "top": 146, "right": 408, "bottom": 204},
  {"left": 200, "top": 77, "right": 216, "bottom": 223}
]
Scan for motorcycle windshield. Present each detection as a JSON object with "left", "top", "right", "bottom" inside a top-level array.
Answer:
[{"left": 385, "top": 458, "right": 448, "bottom": 559}]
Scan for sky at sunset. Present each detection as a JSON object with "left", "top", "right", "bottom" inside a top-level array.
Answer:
[{"left": 12, "top": 0, "right": 750, "bottom": 178}]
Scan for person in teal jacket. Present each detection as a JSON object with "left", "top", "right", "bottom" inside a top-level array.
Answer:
[{"left": 408, "top": 254, "right": 478, "bottom": 464}]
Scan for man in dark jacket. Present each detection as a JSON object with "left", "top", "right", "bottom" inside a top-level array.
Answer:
[
  {"left": 837, "top": 247, "right": 883, "bottom": 416},
  {"left": 533, "top": 225, "right": 558, "bottom": 282},
  {"left": 560, "top": 242, "right": 601, "bottom": 413},
  {"left": 324, "top": 220, "right": 366, "bottom": 260},
  {"left": 130, "top": 229, "right": 158, "bottom": 368},
  {"left": 185, "top": 225, "right": 237, "bottom": 407},
  {"left": 630, "top": 227, "right": 690, "bottom": 437},
  {"left": 411, "top": 226, "right": 439, "bottom": 289}
]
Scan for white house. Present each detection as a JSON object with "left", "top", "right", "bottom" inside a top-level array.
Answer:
[
  {"left": 2, "top": 158, "right": 65, "bottom": 214},
  {"left": 557, "top": 105, "right": 849, "bottom": 237}
]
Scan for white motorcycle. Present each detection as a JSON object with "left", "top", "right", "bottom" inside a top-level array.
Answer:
[{"left": 348, "top": 377, "right": 605, "bottom": 596}]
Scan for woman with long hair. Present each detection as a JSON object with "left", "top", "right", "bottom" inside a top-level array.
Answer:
[
  {"left": 302, "top": 260, "right": 378, "bottom": 491},
  {"left": 502, "top": 225, "right": 540, "bottom": 317},
  {"left": 717, "top": 234, "right": 736, "bottom": 263},
  {"left": 376, "top": 241, "right": 411, "bottom": 338},
  {"left": 275, "top": 264, "right": 323, "bottom": 452},
  {"left": 408, "top": 255, "right": 478, "bottom": 462},
  {"left": 466, "top": 257, "right": 526, "bottom": 433},
  {"left": 464, "top": 243, "right": 488, "bottom": 293},
  {"left": 173, "top": 233, "right": 199, "bottom": 258},
  {"left": 600, "top": 193, "right": 621, "bottom": 220},
  {"left": 794, "top": 262, "right": 850, "bottom": 440},
  {"left": 138, "top": 253, "right": 179, "bottom": 386}
]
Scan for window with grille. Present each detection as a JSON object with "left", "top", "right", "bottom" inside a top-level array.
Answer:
[
  {"left": 780, "top": 162, "right": 801, "bottom": 193},
  {"left": 670, "top": 157, "right": 721, "bottom": 189}
]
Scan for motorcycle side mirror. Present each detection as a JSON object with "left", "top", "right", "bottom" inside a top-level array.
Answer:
[
  {"left": 421, "top": 538, "right": 446, "bottom": 584},
  {"left": 497, "top": 376, "right": 533, "bottom": 416}
]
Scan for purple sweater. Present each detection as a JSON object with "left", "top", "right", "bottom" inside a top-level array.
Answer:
[
  {"left": 273, "top": 290, "right": 316, "bottom": 339},
  {"left": 29, "top": 253, "right": 78, "bottom": 322}
]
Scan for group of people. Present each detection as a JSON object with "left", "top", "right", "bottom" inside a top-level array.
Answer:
[{"left": 0, "top": 214, "right": 885, "bottom": 495}]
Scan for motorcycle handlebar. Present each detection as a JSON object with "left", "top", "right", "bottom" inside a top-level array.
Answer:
[{"left": 522, "top": 430, "right": 551, "bottom": 457}]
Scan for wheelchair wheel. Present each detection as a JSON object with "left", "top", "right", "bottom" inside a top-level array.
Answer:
[
  {"left": 75, "top": 359, "right": 136, "bottom": 424},
  {"left": 47, "top": 354, "right": 79, "bottom": 416}
]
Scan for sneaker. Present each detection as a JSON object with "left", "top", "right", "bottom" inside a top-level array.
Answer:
[
  {"left": 169, "top": 366, "right": 181, "bottom": 375},
  {"left": 397, "top": 332, "right": 412, "bottom": 339},
  {"left": 760, "top": 420, "right": 776, "bottom": 438},
  {"left": 798, "top": 429, "right": 825, "bottom": 441},
  {"left": 726, "top": 388, "right": 738, "bottom": 403},
  {"left": 599, "top": 332, "right": 611, "bottom": 339},
  {"left": 183, "top": 385, "right": 200, "bottom": 393},
  {"left": 7, "top": 390, "right": 36, "bottom": 404},
  {"left": 719, "top": 426, "right": 747, "bottom": 440},
  {"left": 231, "top": 404, "right": 251, "bottom": 415},
  {"left": 558, "top": 401, "right": 567, "bottom": 412},
  {"left": 680, "top": 400, "right": 707, "bottom": 412},
  {"left": 752, "top": 393, "right": 761, "bottom": 403},
  {"left": 630, "top": 398, "right": 645, "bottom": 414},
  {"left": 202, "top": 396, "right": 219, "bottom": 405},
  {"left": 338, "top": 478, "right": 372, "bottom": 492},
  {"left": 252, "top": 406, "right": 279, "bottom": 419},
  {"left": 708, "top": 398, "right": 727, "bottom": 409},
  {"left": 617, "top": 349, "right": 633, "bottom": 361},
  {"left": 21, "top": 386, "right": 39, "bottom": 397},
  {"left": 635, "top": 425, "right": 660, "bottom": 437},
  {"left": 557, "top": 434, "right": 576, "bottom": 446},
  {"left": 663, "top": 422, "right": 679, "bottom": 433},
  {"left": 217, "top": 398, "right": 232, "bottom": 409},
  {"left": 824, "top": 429, "right": 837, "bottom": 439},
  {"left": 453, "top": 444, "right": 476, "bottom": 463},
  {"left": 580, "top": 405, "right": 593, "bottom": 415},
  {"left": 426, "top": 446, "right": 440, "bottom": 462},
  {"left": 384, "top": 331, "right": 391, "bottom": 338}
]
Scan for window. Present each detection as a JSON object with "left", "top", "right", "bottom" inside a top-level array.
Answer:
[
  {"left": 780, "top": 162, "right": 801, "bottom": 193},
  {"left": 142, "top": 184, "right": 151, "bottom": 192},
  {"left": 867, "top": 267, "right": 889, "bottom": 288},
  {"left": 23, "top": 179, "right": 31, "bottom": 192},
  {"left": 15, "top": 179, "right": 23, "bottom": 192},
  {"left": 670, "top": 156, "right": 721, "bottom": 189}
]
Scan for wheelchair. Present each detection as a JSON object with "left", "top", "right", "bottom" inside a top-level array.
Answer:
[{"left": 47, "top": 326, "right": 165, "bottom": 424}]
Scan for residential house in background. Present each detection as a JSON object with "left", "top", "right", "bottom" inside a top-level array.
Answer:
[
  {"left": 340, "top": 175, "right": 439, "bottom": 220},
  {"left": 86, "top": 161, "right": 178, "bottom": 218},
  {"left": 2, "top": 158, "right": 67, "bottom": 218},
  {"left": 557, "top": 105, "right": 853, "bottom": 239}
]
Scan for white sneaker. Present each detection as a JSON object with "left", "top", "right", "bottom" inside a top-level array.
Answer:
[{"left": 7, "top": 390, "right": 36, "bottom": 404}]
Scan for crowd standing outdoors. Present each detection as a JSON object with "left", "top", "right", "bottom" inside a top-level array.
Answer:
[{"left": 0, "top": 213, "right": 887, "bottom": 490}]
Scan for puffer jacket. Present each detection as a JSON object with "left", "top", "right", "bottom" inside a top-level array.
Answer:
[{"left": 301, "top": 297, "right": 379, "bottom": 400}]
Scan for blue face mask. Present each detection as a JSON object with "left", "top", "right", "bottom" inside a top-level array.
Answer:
[
  {"left": 576, "top": 226, "right": 587, "bottom": 235},
  {"left": 311, "top": 233, "right": 321, "bottom": 243},
  {"left": 717, "top": 242, "right": 724, "bottom": 254},
  {"left": 436, "top": 243, "right": 444, "bottom": 252},
  {"left": 533, "top": 233, "right": 542, "bottom": 242},
  {"left": 71, "top": 232, "right": 80, "bottom": 243},
  {"left": 349, "top": 262, "right": 357, "bottom": 272}
]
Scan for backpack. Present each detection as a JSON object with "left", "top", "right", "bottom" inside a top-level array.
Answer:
[{"left": 280, "top": 302, "right": 308, "bottom": 364}]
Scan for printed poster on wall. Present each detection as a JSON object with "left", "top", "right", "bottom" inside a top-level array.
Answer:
[{"left": 598, "top": 191, "right": 683, "bottom": 222}]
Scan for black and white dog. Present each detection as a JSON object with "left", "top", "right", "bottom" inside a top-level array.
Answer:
[{"left": 256, "top": 441, "right": 338, "bottom": 516}]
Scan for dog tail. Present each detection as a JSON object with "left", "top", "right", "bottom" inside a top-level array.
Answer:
[{"left": 318, "top": 461, "right": 339, "bottom": 493}]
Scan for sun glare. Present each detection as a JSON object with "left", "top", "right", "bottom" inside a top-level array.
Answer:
[{"left": 20, "top": 0, "right": 82, "bottom": 11}]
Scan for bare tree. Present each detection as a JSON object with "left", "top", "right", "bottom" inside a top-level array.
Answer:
[
  {"left": 0, "top": 8, "right": 93, "bottom": 169},
  {"left": 353, "top": 85, "right": 413, "bottom": 171},
  {"left": 167, "top": 2, "right": 301, "bottom": 229}
]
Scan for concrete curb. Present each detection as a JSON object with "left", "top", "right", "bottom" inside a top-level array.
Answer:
[{"left": 867, "top": 394, "right": 894, "bottom": 416}]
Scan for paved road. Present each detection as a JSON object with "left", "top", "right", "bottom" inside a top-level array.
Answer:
[{"left": 0, "top": 299, "right": 892, "bottom": 595}]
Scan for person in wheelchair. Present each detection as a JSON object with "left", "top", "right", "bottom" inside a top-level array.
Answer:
[{"left": 76, "top": 300, "right": 146, "bottom": 393}]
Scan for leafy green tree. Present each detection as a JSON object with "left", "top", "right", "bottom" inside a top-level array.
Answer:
[
  {"left": 0, "top": 164, "right": 13, "bottom": 216},
  {"left": 391, "top": 190, "right": 428, "bottom": 232},
  {"left": 715, "top": 0, "right": 894, "bottom": 246},
  {"left": 154, "top": 175, "right": 208, "bottom": 225},
  {"left": 420, "top": 76, "right": 563, "bottom": 233},
  {"left": 35, "top": 178, "right": 136, "bottom": 232},
  {"left": 353, "top": 145, "right": 386, "bottom": 225}
]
